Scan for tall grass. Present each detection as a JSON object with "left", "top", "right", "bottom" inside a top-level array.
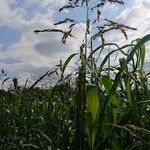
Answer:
[
  {"left": 1, "top": 35, "right": 150, "bottom": 149},
  {"left": 1, "top": 0, "right": 150, "bottom": 149}
]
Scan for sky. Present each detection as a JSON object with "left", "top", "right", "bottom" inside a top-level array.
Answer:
[{"left": 0, "top": 0, "right": 150, "bottom": 86}]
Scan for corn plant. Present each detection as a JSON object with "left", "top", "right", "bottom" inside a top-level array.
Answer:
[
  {"left": 34, "top": 0, "right": 150, "bottom": 149},
  {"left": 1, "top": 0, "right": 150, "bottom": 150}
]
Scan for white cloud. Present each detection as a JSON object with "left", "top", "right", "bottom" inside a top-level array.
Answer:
[
  {"left": 142, "top": 0, "right": 150, "bottom": 8},
  {"left": 109, "top": 0, "right": 150, "bottom": 73},
  {"left": 26, "top": 0, "right": 67, "bottom": 7},
  {"left": 102, "top": 0, "right": 150, "bottom": 47},
  {"left": 116, "top": 0, "right": 150, "bottom": 35},
  {"left": 0, "top": 43, "right": 3, "bottom": 49},
  {"left": 0, "top": 0, "right": 26, "bottom": 28},
  {"left": 0, "top": 52, "right": 8, "bottom": 60},
  {"left": 0, "top": 0, "right": 85, "bottom": 85}
]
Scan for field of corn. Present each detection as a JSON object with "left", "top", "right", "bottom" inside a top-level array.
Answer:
[{"left": 0, "top": 0, "right": 150, "bottom": 150}]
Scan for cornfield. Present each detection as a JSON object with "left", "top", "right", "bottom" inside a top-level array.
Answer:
[{"left": 0, "top": 0, "right": 150, "bottom": 150}]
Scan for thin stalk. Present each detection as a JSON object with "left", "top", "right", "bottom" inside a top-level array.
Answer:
[
  {"left": 90, "top": 36, "right": 94, "bottom": 84},
  {"left": 75, "top": 1, "right": 90, "bottom": 149},
  {"left": 75, "top": 65, "right": 85, "bottom": 150},
  {"left": 83, "top": 2, "right": 90, "bottom": 149},
  {"left": 108, "top": 48, "right": 111, "bottom": 78}
]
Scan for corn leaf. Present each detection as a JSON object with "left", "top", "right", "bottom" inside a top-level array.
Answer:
[
  {"left": 86, "top": 84, "right": 100, "bottom": 124},
  {"left": 86, "top": 84, "right": 100, "bottom": 149},
  {"left": 123, "top": 34, "right": 150, "bottom": 68},
  {"left": 62, "top": 53, "right": 79, "bottom": 75}
]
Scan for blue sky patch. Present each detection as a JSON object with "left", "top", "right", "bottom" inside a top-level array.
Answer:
[
  {"left": 0, "top": 57, "right": 20, "bottom": 64},
  {"left": 0, "top": 26, "right": 21, "bottom": 50}
]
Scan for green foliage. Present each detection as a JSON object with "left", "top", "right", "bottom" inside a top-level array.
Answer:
[
  {"left": 1, "top": 36, "right": 150, "bottom": 149},
  {"left": 86, "top": 85, "right": 100, "bottom": 150},
  {"left": 1, "top": 0, "right": 150, "bottom": 149}
]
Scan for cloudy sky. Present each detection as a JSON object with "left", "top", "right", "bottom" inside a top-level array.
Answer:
[{"left": 0, "top": 0, "right": 150, "bottom": 85}]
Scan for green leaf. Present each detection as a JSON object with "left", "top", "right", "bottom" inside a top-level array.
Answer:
[
  {"left": 89, "top": 43, "right": 129, "bottom": 59},
  {"left": 118, "top": 100, "right": 150, "bottom": 124},
  {"left": 119, "top": 57, "right": 126, "bottom": 68},
  {"left": 101, "top": 76, "right": 112, "bottom": 95},
  {"left": 101, "top": 76, "right": 118, "bottom": 123},
  {"left": 98, "top": 44, "right": 131, "bottom": 73},
  {"left": 123, "top": 34, "right": 150, "bottom": 68},
  {"left": 62, "top": 53, "right": 79, "bottom": 75},
  {"left": 122, "top": 73, "right": 132, "bottom": 106},
  {"left": 111, "top": 95, "right": 118, "bottom": 123},
  {"left": 32, "top": 129, "right": 52, "bottom": 144},
  {"left": 140, "top": 43, "right": 146, "bottom": 69},
  {"left": 93, "top": 43, "right": 117, "bottom": 54},
  {"left": 86, "top": 84, "right": 100, "bottom": 150},
  {"left": 86, "top": 84, "right": 100, "bottom": 124},
  {"left": 112, "top": 135, "right": 121, "bottom": 150},
  {"left": 92, "top": 31, "right": 101, "bottom": 40}
]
